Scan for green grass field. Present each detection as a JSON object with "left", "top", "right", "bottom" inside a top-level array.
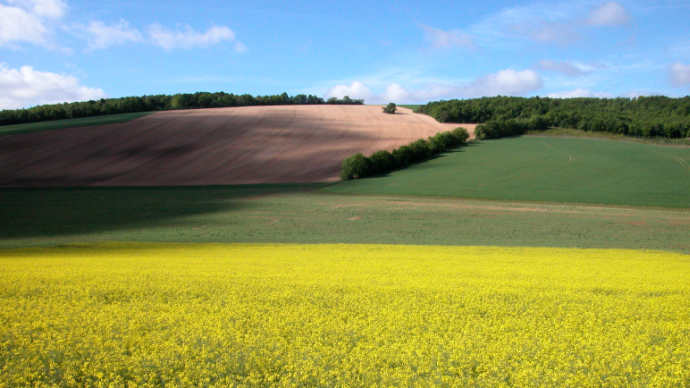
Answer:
[
  {"left": 324, "top": 136, "right": 690, "bottom": 208},
  {"left": 397, "top": 104, "right": 423, "bottom": 111},
  {"left": 1, "top": 185, "right": 689, "bottom": 253},
  {"left": 527, "top": 128, "right": 690, "bottom": 147},
  {"left": 0, "top": 112, "right": 152, "bottom": 137}
]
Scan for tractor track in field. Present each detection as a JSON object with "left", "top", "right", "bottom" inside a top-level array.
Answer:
[{"left": 0, "top": 106, "right": 474, "bottom": 187}]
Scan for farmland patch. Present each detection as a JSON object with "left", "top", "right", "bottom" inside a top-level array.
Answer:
[{"left": 1, "top": 243, "right": 688, "bottom": 386}]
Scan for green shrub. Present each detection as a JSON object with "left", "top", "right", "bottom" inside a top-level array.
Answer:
[
  {"left": 450, "top": 127, "right": 470, "bottom": 144},
  {"left": 368, "top": 150, "right": 396, "bottom": 174},
  {"left": 340, "top": 153, "right": 372, "bottom": 180},
  {"left": 383, "top": 103, "right": 397, "bottom": 114},
  {"left": 340, "top": 128, "right": 470, "bottom": 179},
  {"left": 392, "top": 145, "right": 413, "bottom": 167},
  {"left": 428, "top": 133, "right": 449, "bottom": 154},
  {"left": 409, "top": 139, "right": 432, "bottom": 161}
]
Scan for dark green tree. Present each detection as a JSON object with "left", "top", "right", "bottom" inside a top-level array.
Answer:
[
  {"left": 383, "top": 103, "right": 397, "bottom": 114},
  {"left": 340, "top": 153, "right": 372, "bottom": 180}
]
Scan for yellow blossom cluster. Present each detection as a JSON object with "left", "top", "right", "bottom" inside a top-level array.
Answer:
[{"left": 1, "top": 243, "right": 689, "bottom": 387}]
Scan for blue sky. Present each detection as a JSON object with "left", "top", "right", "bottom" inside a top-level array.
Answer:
[{"left": 1, "top": 0, "right": 690, "bottom": 109}]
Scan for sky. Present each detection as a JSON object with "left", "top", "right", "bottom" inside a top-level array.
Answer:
[{"left": 1, "top": 0, "right": 690, "bottom": 109}]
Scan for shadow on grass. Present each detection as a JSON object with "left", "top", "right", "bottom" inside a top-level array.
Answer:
[{"left": 0, "top": 184, "right": 324, "bottom": 240}]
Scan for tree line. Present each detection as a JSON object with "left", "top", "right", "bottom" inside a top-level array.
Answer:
[
  {"left": 0, "top": 92, "right": 364, "bottom": 127},
  {"left": 341, "top": 127, "right": 469, "bottom": 179},
  {"left": 417, "top": 96, "right": 690, "bottom": 139}
]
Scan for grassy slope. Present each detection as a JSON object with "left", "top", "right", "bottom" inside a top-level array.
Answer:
[
  {"left": 0, "top": 112, "right": 152, "bottom": 137},
  {"left": 527, "top": 127, "right": 690, "bottom": 147},
  {"left": 1, "top": 185, "right": 689, "bottom": 253},
  {"left": 397, "top": 104, "right": 422, "bottom": 111},
  {"left": 323, "top": 136, "right": 690, "bottom": 208}
]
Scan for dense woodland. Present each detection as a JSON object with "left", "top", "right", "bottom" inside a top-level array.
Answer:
[
  {"left": 418, "top": 96, "right": 690, "bottom": 139},
  {"left": 0, "top": 92, "right": 364, "bottom": 127}
]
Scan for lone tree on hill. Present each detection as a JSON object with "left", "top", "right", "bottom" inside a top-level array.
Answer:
[{"left": 383, "top": 102, "right": 397, "bottom": 114}]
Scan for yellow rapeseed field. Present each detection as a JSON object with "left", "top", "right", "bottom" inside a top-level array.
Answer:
[{"left": 1, "top": 243, "right": 689, "bottom": 387}]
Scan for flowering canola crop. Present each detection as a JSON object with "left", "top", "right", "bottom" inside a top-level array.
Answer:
[{"left": 1, "top": 243, "right": 689, "bottom": 387}]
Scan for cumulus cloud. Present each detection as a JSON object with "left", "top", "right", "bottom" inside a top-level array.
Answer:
[
  {"left": 72, "top": 20, "right": 245, "bottom": 51},
  {"left": 669, "top": 63, "right": 690, "bottom": 87},
  {"left": 466, "top": 69, "right": 543, "bottom": 96},
  {"left": 323, "top": 81, "right": 374, "bottom": 101},
  {"left": 587, "top": 2, "right": 631, "bottom": 26},
  {"left": 22, "top": 0, "right": 66, "bottom": 18},
  {"left": 0, "top": 64, "right": 106, "bottom": 109},
  {"left": 420, "top": 24, "right": 476, "bottom": 50},
  {"left": 148, "top": 24, "right": 246, "bottom": 51},
  {"left": 0, "top": 0, "right": 66, "bottom": 47},
  {"left": 84, "top": 19, "right": 143, "bottom": 50},
  {"left": 325, "top": 69, "right": 543, "bottom": 104},
  {"left": 545, "top": 88, "right": 612, "bottom": 98}
]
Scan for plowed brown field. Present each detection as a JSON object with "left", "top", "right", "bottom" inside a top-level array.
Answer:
[{"left": 0, "top": 105, "right": 474, "bottom": 186}]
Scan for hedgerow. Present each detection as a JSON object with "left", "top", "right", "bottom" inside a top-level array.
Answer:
[{"left": 340, "top": 127, "right": 469, "bottom": 179}]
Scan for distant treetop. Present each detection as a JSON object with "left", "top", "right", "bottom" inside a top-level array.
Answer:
[
  {"left": 418, "top": 96, "right": 690, "bottom": 139},
  {"left": 0, "top": 92, "right": 364, "bottom": 127}
]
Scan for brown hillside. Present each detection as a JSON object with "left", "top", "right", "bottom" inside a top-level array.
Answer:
[{"left": 0, "top": 105, "right": 475, "bottom": 186}]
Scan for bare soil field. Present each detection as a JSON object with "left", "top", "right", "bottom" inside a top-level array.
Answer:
[{"left": 0, "top": 106, "right": 474, "bottom": 187}]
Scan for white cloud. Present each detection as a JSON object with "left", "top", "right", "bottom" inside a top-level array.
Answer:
[
  {"left": 72, "top": 19, "right": 245, "bottom": 51},
  {"left": 84, "top": 19, "right": 143, "bottom": 50},
  {"left": 22, "top": 0, "right": 65, "bottom": 18},
  {"left": 420, "top": 24, "right": 475, "bottom": 50},
  {"left": 466, "top": 69, "right": 543, "bottom": 96},
  {"left": 545, "top": 88, "right": 612, "bottom": 98},
  {"left": 382, "top": 83, "right": 411, "bottom": 102},
  {"left": 148, "top": 24, "right": 246, "bottom": 51},
  {"left": 0, "top": 0, "right": 65, "bottom": 47},
  {"left": 324, "top": 81, "right": 374, "bottom": 101},
  {"left": 0, "top": 64, "right": 106, "bottom": 109},
  {"left": 587, "top": 2, "right": 631, "bottom": 26},
  {"left": 669, "top": 63, "right": 690, "bottom": 87},
  {"left": 325, "top": 69, "right": 543, "bottom": 104}
]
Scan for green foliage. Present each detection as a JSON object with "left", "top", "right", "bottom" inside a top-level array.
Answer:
[
  {"left": 0, "top": 92, "right": 364, "bottom": 127},
  {"left": 340, "top": 128, "right": 470, "bottom": 180},
  {"left": 451, "top": 127, "right": 470, "bottom": 143},
  {"left": 328, "top": 136, "right": 690, "bottom": 208},
  {"left": 392, "top": 146, "right": 413, "bottom": 168},
  {"left": 340, "top": 153, "right": 372, "bottom": 180},
  {"left": 368, "top": 150, "right": 396, "bottom": 174},
  {"left": 475, "top": 119, "right": 532, "bottom": 139},
  {"left": 419, "top": 96, "right": 690, "bottom": 139},
  {"left": 383, "top": 103, "right": 397, "bottom": 114},
  {"left": 326, "top": 95, "right": 365, "bottom": 105}
]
